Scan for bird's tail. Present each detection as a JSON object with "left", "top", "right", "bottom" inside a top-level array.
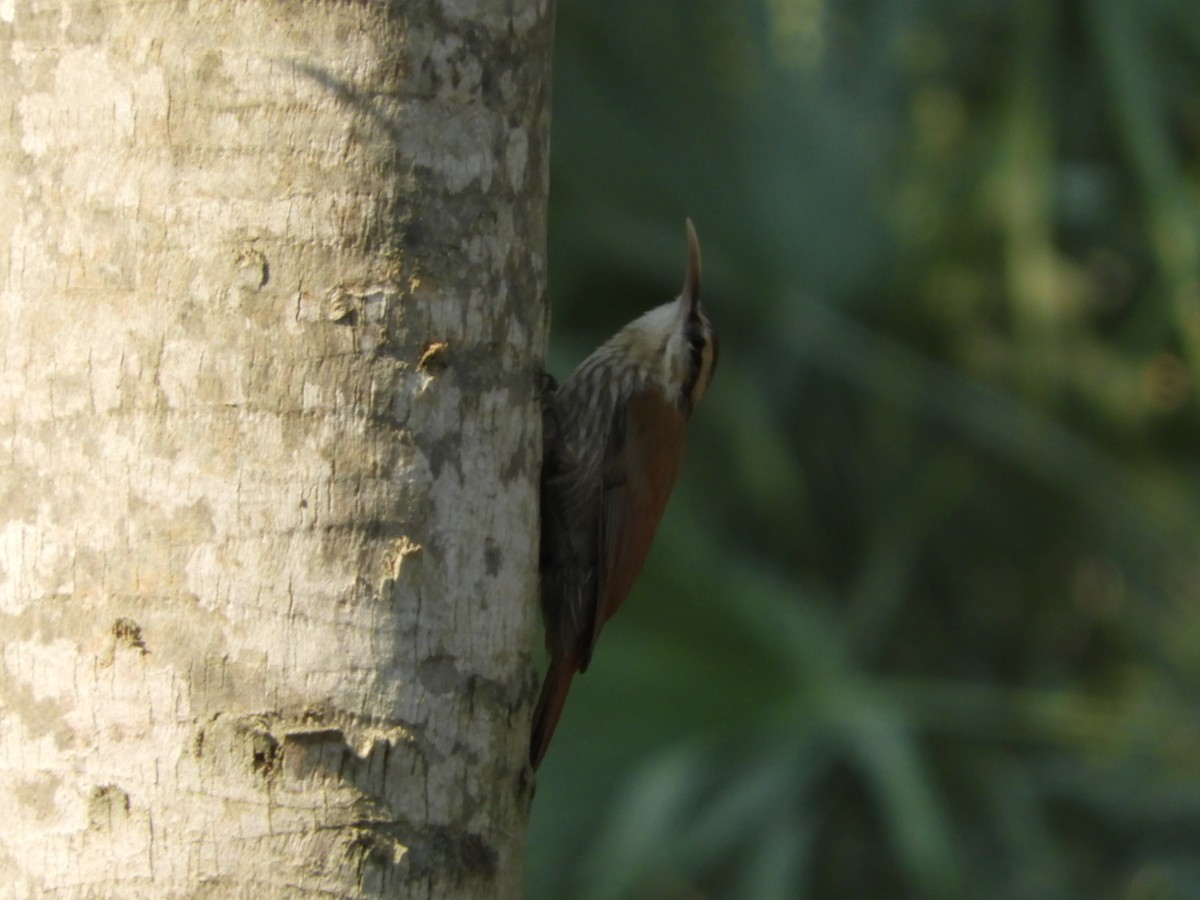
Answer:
[{"left": 530, "top": 657, "right": 576, "bottom": 770}]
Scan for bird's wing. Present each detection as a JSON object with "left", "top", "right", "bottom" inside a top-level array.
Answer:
[{"left": 584, "top": 387, "right": 687, "bottom": 668}]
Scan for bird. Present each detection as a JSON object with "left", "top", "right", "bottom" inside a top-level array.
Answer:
[{"left": 532, "top": 218, "right": 718, "bottom": 769}]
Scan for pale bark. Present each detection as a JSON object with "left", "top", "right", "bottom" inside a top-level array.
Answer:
[{"left": 0, "top": 1, "right": 552, "bottom": 897}]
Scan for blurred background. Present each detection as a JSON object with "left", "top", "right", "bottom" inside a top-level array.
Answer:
[{"left": 526, "top": 0, "right": 1200, "bottom": 897}]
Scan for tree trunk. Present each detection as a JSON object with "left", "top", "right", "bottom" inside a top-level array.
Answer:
[{"left": 0, "top": 1, "right": 552, "bottom": 897}]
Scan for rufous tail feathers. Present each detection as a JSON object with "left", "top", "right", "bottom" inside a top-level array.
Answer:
[{"left": 530, "top": 657, "right": 577, "bottom": 769}]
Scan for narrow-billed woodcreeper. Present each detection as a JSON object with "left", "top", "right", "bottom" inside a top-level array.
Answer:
[{"left": 532, "top": 219, "right": 719, "bottom": 768}]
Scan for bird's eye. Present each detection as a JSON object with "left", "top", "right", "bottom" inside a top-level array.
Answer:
[{"left": 687, "top": 333, "right": 706, "bottom": 352}]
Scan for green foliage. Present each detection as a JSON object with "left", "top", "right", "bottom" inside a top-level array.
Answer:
[{"left": 528, "top": 0, "right": 1200, "bottom": 897}]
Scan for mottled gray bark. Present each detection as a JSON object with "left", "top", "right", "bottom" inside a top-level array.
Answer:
[{"left": 0, "top": 1, "right": 552, "bottom": 896}]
